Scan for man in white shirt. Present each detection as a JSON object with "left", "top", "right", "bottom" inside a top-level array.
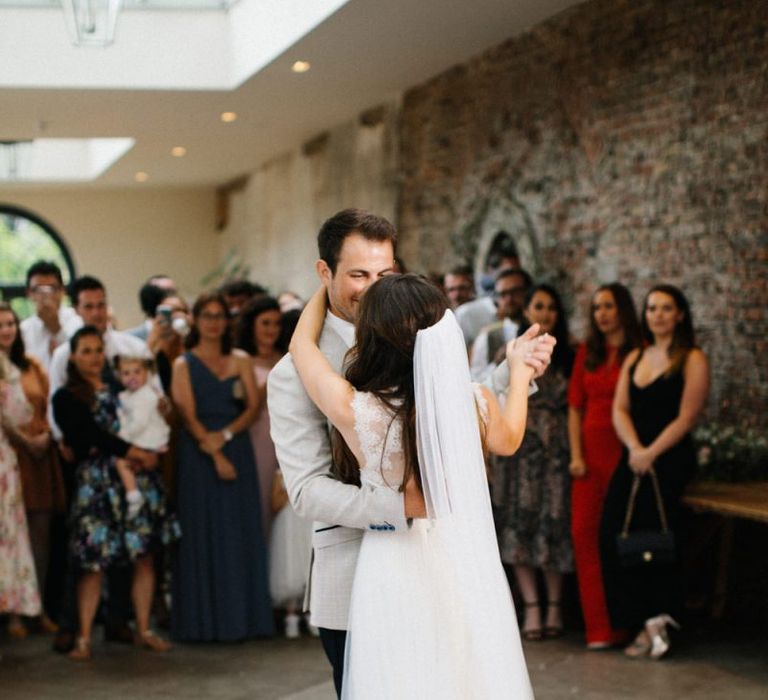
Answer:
[
  {"left": 48, "top": 275, "right": 153, "bottom": 438},
  {"left": 470, "top": 268, "right": 533, "bottom": 382},
  {"left": 455, "top": 294, "right": 497, "bottom": 349},
  {"left": 20, "top": 261, "right": 82, "bottom": 372}
]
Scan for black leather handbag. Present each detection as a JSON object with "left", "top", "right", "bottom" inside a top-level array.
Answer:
[{"left": 616, "top": 468, "right": 676, "bottom": 567}]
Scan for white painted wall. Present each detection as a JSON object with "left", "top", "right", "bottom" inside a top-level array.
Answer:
[
  {"left": 0, "top": 187, "right": 217, "bottom": 327},
  {"left": 0, "top": 104, "right": 398, "bottom": 327},
  {"left": 218, "top": 104, "right": 400, "bottom": 299}
]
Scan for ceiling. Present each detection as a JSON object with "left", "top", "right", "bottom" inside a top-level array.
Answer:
[{"left": 0, "top": 0, "right": 582, "bottom": 189}]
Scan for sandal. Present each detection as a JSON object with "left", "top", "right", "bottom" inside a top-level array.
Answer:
[
  {"left": 544, "top": 601, "right": 564, "bottom": 639},
  {"left": 68, "top": 636, "right": 92, "bottom": 661},
  {"left": 39, "top": 614, "right": 59, "bottom": 634},
  {"left": 7, "top": 617, "right": 28, "bottom": 640},
  {"left": 135, "top": 629, "right": 172, "bottom": 652},
  {"left": 521, "top": 602, "right": 543, "bottom": 642},
  {"left": 623, "top": 630, "right": 651, "bottom": 659}
]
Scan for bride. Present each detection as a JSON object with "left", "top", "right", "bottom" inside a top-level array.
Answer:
[{"left": 290, "top": 273, "right": 553, "bottom": 699}]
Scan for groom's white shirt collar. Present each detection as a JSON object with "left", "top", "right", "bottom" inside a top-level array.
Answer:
[{"left": 325, "top": 309, "right": 355, "bottom": 349}]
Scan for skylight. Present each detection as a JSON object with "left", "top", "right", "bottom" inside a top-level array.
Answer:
[
  {"left": 0, "top": 138, "right": 135, "bottom": 182},
  {"left": 0, "top": 0, "right": 349, "bottom": 89}
]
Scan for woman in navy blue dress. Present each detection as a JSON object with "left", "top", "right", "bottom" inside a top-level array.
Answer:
[{"left": 171, "top": 292, "right": 273, "bottom": 641}]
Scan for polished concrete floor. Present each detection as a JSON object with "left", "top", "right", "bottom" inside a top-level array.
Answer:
[{"left": 1, "top": 627, "right": 766, "bottom": 699}]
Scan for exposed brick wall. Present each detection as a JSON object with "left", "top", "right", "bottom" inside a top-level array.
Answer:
[{"left": 398, "top": 0, "right": 768, "bottom": 428}]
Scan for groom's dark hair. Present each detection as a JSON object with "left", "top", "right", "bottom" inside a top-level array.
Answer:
[{"left": 318, "top": 209, "right": 397, "bottom": 274}]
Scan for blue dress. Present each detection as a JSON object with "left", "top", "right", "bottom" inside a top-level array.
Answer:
[{"left": 171, "top": 352, "right": 274, "bottom": 641}]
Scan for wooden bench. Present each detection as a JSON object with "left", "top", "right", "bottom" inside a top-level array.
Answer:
[{"left": 683, "top": 481, "right": 768, "bottom": 617}]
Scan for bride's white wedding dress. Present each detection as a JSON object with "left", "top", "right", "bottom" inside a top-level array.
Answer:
[{"left": 340, "top": 312, "right": 534, "bottom": 699}]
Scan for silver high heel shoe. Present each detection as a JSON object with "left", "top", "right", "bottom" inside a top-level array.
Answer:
[{"left": 645, "top": 614, "right": 680, "bottom": 659}]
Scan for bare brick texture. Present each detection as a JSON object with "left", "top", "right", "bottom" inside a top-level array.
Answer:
[{"left": 398, "top": 0, "right": 768, "bottom": 429}]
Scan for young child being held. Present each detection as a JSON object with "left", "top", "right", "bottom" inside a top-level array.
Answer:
[{"left": 115, "top": 356, "right": 170, "bottom": 519}]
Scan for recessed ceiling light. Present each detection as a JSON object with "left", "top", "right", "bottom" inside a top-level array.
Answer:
[
  {"left": 171, "top": 146, "right": 187, "bottom": 157},
  {"left": 220, "top": 112, "right": 238, "bottom": 123},
  {"left": 292, "top": 60, "right": 311, "bottom": 73},
  {"left": 134, "top": 171, "right": 149, "bottom": 182}
]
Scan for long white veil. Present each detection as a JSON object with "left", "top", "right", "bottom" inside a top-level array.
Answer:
[{"left": 413, "top": 309, "right": 533, "bottom": 698}]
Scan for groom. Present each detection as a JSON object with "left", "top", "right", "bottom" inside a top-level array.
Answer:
[
  {"left": 268, "top": 209, "right": 423, "bottom": 696},
  {"left": 269, "top": 208, "right": 550, "bottom": 696}
]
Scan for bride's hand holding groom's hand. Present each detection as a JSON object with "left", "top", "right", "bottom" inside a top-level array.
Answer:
[{"left": 506, "top": 324, "right": 556, "bottom": 379}]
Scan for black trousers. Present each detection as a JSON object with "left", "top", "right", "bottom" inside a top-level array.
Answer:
[
  {"left": 599, "top": 456, "right": 693, "bottom": 631},
  {"left": 319, "top": 627, "right": 347, "bottom": 698}
]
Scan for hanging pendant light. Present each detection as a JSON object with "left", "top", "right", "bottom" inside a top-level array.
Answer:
[
  {"left": 61, "top": 0, "right": 123, "bottom": 47},
  {"left": 0, "top": 141, "right": 34, "bottom": 181}
]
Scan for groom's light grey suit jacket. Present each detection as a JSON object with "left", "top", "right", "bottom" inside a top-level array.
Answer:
[{"left": 267, "top": 315, "right": 408, "bottom": 631}]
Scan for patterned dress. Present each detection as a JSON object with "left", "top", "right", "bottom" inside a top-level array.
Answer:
[
  {"left": 493, "top": 368, "right": 574, "bottom": 572},
  {"left": 0, "top": 358, "right": 41, "bottom": 615},
  {"left": 54, "top": 387, "right": 180, "bottom": 572}
]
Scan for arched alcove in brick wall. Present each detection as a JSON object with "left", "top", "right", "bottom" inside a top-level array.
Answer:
[
  {"left": 398, "top": 0, "right": 768, "bottom": 429},
  {"left": 451, "top": 196, "right": 541, "bottom": 282}
]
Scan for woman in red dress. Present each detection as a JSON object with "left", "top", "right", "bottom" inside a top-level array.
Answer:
[{"left": 567, "top": 283, "right": 640, "bottom": 648}]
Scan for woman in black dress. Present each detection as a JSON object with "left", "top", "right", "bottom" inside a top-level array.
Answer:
[{"left": 600, "top": 285, "right": 709, "bottom": 659}]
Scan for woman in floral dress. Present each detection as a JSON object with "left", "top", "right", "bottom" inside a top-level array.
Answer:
[
  {"left": 0, "top": 301, "right": 65, "bottom": 637},
  {"left": 493, "top": 284, "right": 575, "bottom": 641},
  {"left": 0, "top": 353, "right": 41, "bottom": 620},
  {"left": 52, "top": 326, "right": 180, "bottom": 660}
]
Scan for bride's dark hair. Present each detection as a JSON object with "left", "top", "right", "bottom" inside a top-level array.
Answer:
[{"left": 331, "top": 274, "right": 448, "bottom": 490}]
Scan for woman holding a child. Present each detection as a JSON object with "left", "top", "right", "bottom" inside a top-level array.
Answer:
[{"left": 52, "top": 325, "right": 179, "bottom": 660}]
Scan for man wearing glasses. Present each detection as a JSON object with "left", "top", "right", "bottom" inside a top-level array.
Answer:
[
  {"left": 20, "top": 261, "right": 83, "bottom": 372},
  {"left": 469, "top": 268, "right": 533, "bottom": 382}
]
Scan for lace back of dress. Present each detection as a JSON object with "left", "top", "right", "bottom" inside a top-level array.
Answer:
[{"left": 351, "top": 391, "right": 405, "bottom": 490}]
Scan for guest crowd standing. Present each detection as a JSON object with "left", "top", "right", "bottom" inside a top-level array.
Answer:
[{"left": 0, "top": 253, "right": 710, "bottom": 664}]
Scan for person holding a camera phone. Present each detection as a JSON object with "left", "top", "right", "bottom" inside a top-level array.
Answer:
[
  {"left": 146, "top": 294, "right": 191, "bottom": 394},
  {"left": 127, "top": 275, "right": 177, "bottom": 342},
  {"left": 20, "top": 261, "right": 82, "bottom": 372}
]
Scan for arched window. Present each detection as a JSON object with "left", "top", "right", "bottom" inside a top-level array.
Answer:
[
  {"left": 484, "top": 230, "right": 519, "bottom": 271},
  {"left": 0, "top": 204, "right": 76, "bottom": 319}
]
